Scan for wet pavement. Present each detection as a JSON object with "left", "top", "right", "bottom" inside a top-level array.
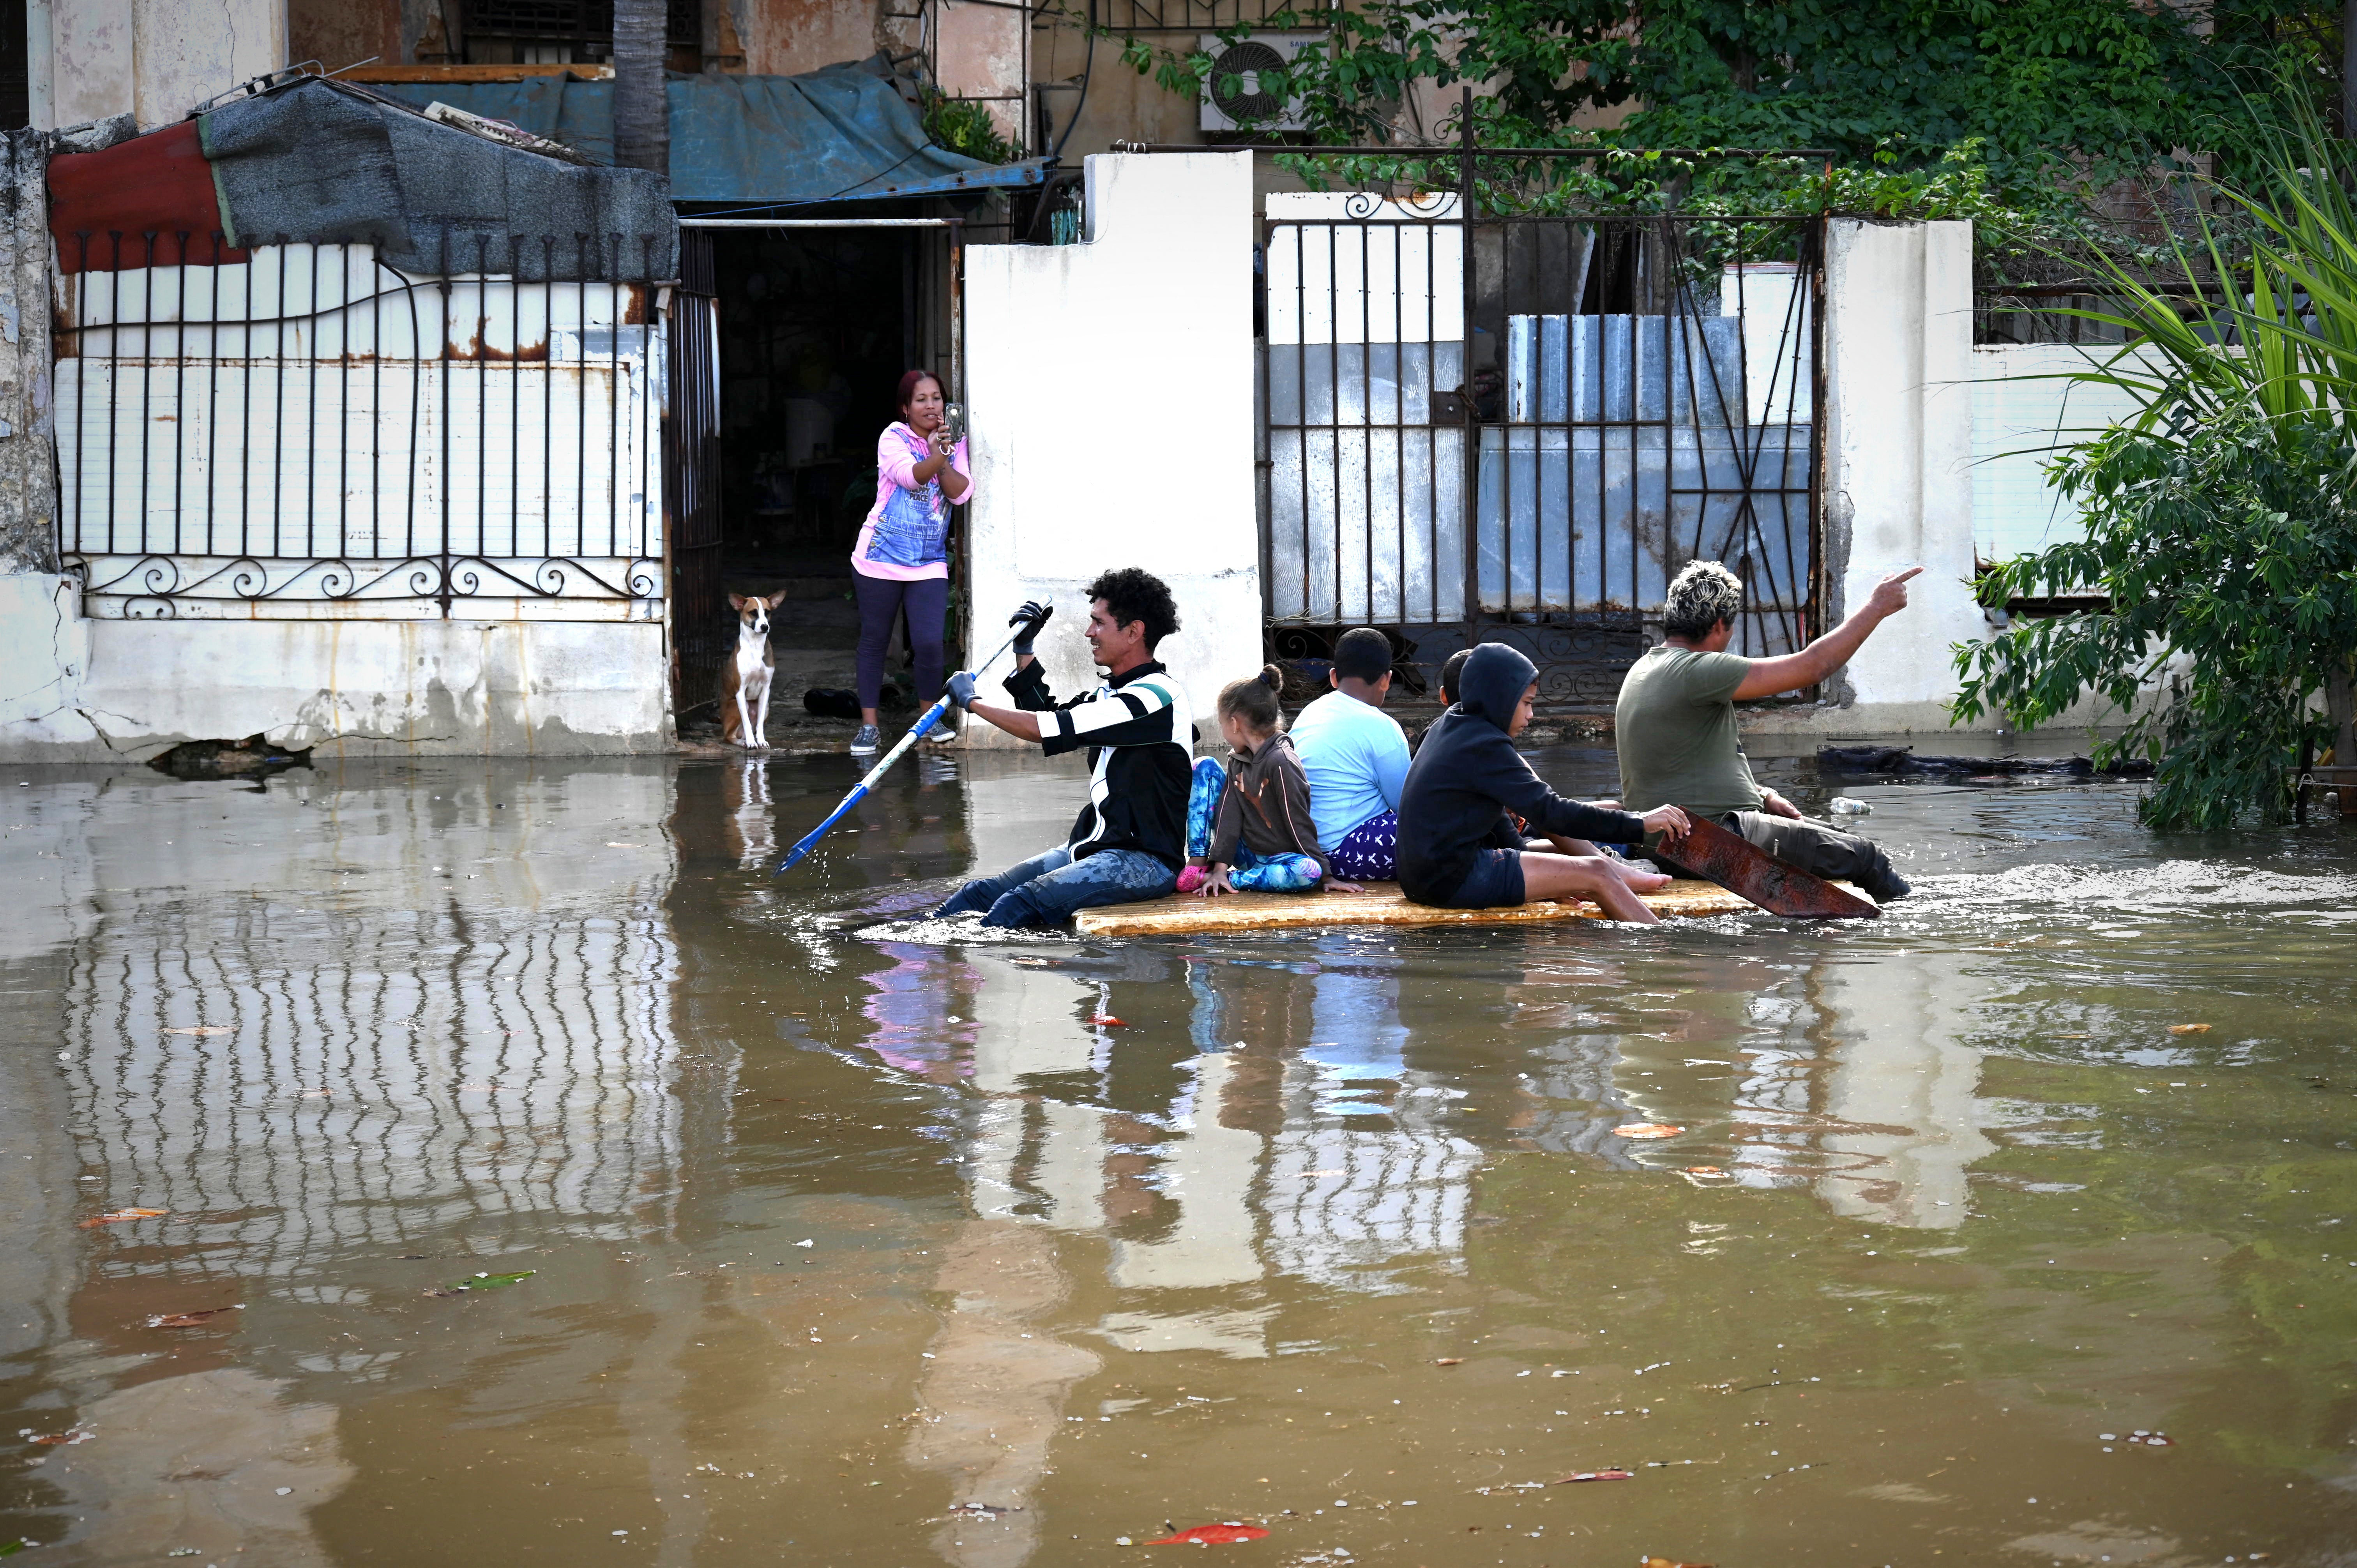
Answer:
[{"left": 2, "top": 743, "right": 2353, "bottom": 1567}]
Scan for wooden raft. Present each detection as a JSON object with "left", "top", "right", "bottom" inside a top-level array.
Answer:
[{"left": 1072, "top": 878, "right": 1762, "bottom": 938}]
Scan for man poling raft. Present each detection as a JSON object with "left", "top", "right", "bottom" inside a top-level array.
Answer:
[
  {"left": 1617, "top": 560, "right": 1917, "bottom": 904},
  {"left": 933, "top": 569, "right": 1196, "bottom": 928}
]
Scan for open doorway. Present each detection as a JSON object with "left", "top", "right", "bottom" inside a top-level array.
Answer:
[{"left": 671, "top": 214, "right": 959, "bottom": 747}]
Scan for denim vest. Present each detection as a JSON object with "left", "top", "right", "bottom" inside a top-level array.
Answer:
[{"left": 868, "top": 427, "right": 951, "bottom": 568}]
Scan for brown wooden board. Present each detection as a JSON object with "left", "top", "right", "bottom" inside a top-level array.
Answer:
[
  {"left": 1069, "top": 878, "right": 1762, "bottom": 938},
  {"left": 1647, "top": 814, "right": 1882, "bottom": 920}
]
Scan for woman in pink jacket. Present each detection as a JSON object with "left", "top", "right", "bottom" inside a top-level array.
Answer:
[{"left": 849, "top": 369, "right": 973, "bottom": 755}]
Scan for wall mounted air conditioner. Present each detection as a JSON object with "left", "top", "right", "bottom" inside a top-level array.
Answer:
[{"left": 1199, "top": 33, "right": 1321, "bottom": 133}]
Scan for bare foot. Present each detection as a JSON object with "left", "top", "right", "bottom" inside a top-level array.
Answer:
[{"left": 1616, "top": 865, "right": 1673, "bottom": 892}]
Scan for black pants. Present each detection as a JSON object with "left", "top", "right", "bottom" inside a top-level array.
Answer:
[
  {"left": 1722, "top": 810, "right": 1908, "bottom": 899},
  {"left": 853, "top": 574, "right": 948, "bottom": 713}
]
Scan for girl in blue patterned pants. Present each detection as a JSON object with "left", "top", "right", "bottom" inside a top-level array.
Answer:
[{"left": 1178, "top": 666, "right": 1348, "bottom": 897}]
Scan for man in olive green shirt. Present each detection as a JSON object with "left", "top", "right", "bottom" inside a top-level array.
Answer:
[{"left": 1616, "top": 560, "right": 1920, "bottom": 901}]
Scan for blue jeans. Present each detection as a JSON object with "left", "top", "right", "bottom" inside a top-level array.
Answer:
[{"left": 936, "top": 845, "right": 1177, "bottom": 929}]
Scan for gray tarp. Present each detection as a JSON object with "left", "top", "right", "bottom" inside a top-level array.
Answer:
[{"left": 200, "top": 78, "right": 676, "bottom": 281}]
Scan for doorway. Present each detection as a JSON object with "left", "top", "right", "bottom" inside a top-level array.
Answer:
[{"left": 670, "top": 214, "right": 960, "bottom": 743}]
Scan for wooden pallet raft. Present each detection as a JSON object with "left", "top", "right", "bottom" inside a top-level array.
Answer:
[{"left": 1070, "top": 878, "right": 1796, "bottom": 938}]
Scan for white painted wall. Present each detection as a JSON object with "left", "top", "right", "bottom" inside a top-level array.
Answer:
[
  {"left": 38, "top": 0, "right": 287, "bottom": 131},
  {"left": 958, "top": 151, "right": 1262, "bottom": 749},
  {"left": 1760, "top": 218, "right": 1985, "bottom": 735},
  {"left": 0, "top": 598, "right": 670, "bottom": 759}
]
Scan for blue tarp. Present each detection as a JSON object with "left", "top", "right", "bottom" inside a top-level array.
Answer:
[{"left": 370, "top": 62, "right": 1050, "bottom": 206}]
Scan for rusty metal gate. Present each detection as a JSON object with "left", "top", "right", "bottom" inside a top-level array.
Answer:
[
  {"left": 1258, "top": 162, "right": 1822, "bottom": 705},
  {"left": 665, "top": 230, "right": 724, "bottom": 716}
]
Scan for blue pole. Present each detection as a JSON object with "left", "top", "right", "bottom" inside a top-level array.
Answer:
[{"left": 775, "top": 623, "right": 1030, "bottom": 875}]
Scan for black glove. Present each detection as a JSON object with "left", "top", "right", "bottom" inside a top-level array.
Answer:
[
  {"left": 945, "top": 671, "right": 979, "bottom": 711},
  {"left": 1008, "top": 599, "right": 1053, "bottom": 655}
]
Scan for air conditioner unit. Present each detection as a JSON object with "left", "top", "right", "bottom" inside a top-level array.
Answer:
[{"left": 1199, "top": 33, "right": 1320, "bottom": 134}]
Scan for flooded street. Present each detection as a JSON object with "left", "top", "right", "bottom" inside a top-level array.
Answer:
[{"left": 3, "top": 745, "right": 2353, "bottom": 1568}]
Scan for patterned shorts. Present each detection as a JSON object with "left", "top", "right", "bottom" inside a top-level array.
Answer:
[{"left": 1328, "top": 810, "right": 1399, "bottom": 881}]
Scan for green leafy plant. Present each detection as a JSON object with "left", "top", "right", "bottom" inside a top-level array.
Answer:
[
  {"left": 1095, "top": 0, "right": 2325, "bottom": 236},
  {"left": 1952, "top": 107, "right": 2357, "bottom": 829},
  {"left": 922, "top": 90, "right": 1019, "bottom": 166}
]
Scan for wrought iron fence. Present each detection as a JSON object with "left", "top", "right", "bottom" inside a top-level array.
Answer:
[
  {"left": 55, "top": 230, "right": 668, "bottom": 620},
  {"left": 1254, "top": 150, "right": 1823, "bottom": 705}
]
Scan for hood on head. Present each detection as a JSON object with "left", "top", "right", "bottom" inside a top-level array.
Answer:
[{"left": 1457, "top": 643, "right": 1536, "bottom": 728}]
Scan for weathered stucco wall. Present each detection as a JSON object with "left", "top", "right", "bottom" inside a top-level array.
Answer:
[
  {"left": 1, "top": 616, "right": 672, "bottom": 761},
  {"left": 1747, "top": 217, "right": 1988, "bottom": 736},
  {"left": 959, "top": 152, "right": 1262, "bottom": 749},
  {"left": 0, "top": 130, "right": 53, "bottom": 576},
  {"left": 40, "top": 0, "right": 288, "bottom": 131}
]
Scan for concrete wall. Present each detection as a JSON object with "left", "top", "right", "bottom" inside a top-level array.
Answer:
[
  {"left": 1750, "top": 218, "right": 1986, "bottom": 736},
  {"left": 1, "top": 612, "right": 670, "bottom": 760},
  {"left": 35, "top": 0, "right": 289, "bottom": 131},
  {"left": 0, "top": 131, "right": 53, "bottom": 576},
  {"left": 958, "top": 151, "right": 1262, "bottom": 748}
]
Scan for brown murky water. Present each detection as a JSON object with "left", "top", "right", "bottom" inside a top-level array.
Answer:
[{"left": 3, "top": 745, "right": 2353, "bottom": 1568}]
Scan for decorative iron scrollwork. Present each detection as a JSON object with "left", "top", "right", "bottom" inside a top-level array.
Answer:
[{"left": 68, "top": 553, "right": 665, "bottom": 612}]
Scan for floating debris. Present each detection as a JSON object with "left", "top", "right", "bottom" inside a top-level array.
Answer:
[
  {"left": 145, "top": 1308, "right": 240, "bottom": 1329},
  {"left": 1554, "top": 1469, "right": 1633, "bottom": 1483},
  {"left": 428, "top": 1270, "right": 534, "bottom": 1297},
  {"left": 1611, "top": 1125, "right": 1684, "bottom": 1139},
  {"left": 78, "top": 1209, "right": 168, "bottom": 1228},
  {"left": 1142, "top": 1524, "right": 1268, "bottom": 1545}
]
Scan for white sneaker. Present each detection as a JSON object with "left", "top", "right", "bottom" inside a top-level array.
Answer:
[{"left": 849, "top": 724, "right": 880, "bottom": 757}]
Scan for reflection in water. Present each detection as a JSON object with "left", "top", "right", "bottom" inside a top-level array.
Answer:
[
  {"left": 60, "top": 881, "right": 683, "bottom": 1279},
  {"left": 5, "top": 754, "right": 2350, "bottom": 1567}
]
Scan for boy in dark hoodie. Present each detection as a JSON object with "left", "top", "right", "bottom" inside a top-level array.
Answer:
[{"left": 1398, "top": 643, "right": 1693, "bottom": 922}]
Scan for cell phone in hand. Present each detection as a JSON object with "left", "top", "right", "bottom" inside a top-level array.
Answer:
[{"left": 942, "top": 403, "right": 966, "bottom": 445}]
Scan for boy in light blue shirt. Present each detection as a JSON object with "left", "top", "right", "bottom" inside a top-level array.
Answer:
[{"left": 1288, "top": 627, "right": 1412, "bottom": 881}]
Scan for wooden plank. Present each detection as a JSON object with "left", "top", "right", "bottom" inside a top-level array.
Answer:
[
  {"left": 1648, "top": 814, "right": 1882, "bottom": 920},
  {"left": 1071, "top": 878, "right": 1764, "bottom": 938},
  {"left": 334, "top": 64, "right": 614, "bottom": 83}
]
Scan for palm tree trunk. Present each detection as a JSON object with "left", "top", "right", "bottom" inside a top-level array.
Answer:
[{"left": 613, "top": 0, "right": 669, "bottom": 176}]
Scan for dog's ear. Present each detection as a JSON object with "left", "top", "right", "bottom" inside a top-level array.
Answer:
[
  {"left": 766, "top": 589, "right": 789, "bottom": 609},
  {"left": 728, "top": 593, "right": 747, "bottom": 611}
]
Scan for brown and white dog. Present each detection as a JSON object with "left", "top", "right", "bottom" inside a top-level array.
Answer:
[{"left": 718, "top": 591, "right": 787, "bottom": 748}]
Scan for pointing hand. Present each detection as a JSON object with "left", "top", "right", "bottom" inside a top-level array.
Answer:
[{"left": 1868, "top": 566, "right": 1924, "bottom": 619}]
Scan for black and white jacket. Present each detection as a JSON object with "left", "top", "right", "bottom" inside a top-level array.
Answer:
[{"left": 1005, "top": 658, "right": 1195, "bottom": 870}]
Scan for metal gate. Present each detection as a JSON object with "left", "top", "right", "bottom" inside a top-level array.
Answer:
[
  {"left": 664, "top": 230, "right": 724, "bottom": 716},
  {"left": 1260, "top": 164, "right": 1822, "bottom": 705}
]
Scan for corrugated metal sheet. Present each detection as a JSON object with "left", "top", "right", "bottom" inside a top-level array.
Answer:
[
  {"left": 1264, "top": 199, "right": 1470, "bottom": 625},
  {"left": 59, "top": 362, "right": 642, "bottom": 562},
  {"left": 1477, "top": 313, "right": 1812, "bottom": 636},
  {"left": 1971, "top": 344, "right": 2159, "bottom": 565}
]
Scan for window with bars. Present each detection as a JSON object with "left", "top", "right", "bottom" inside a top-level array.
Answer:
[
  {"left": 463, "top": 0, "right": 701, "bottom": 62},
  {"left": 1084, "top": 0, "right": 1332, "bottom": 34}
]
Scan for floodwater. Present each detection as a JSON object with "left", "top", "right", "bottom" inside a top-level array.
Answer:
[{"left": 2, "top": 742, "right": 2353, "bottom": 1568}]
